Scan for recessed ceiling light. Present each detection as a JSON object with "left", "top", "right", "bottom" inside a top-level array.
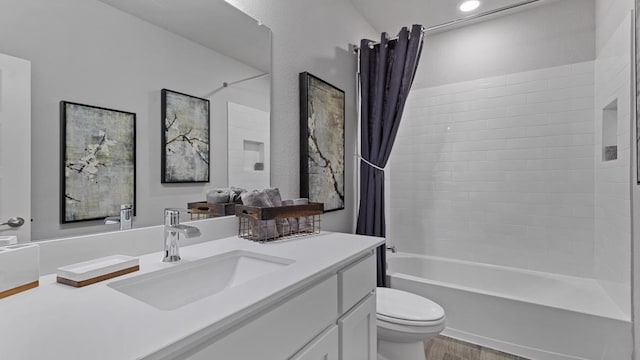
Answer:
[{"left": 459, "top": 0, "right": 481, "bottom": 12}]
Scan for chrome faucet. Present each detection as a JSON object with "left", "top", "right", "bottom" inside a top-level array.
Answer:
[
  {"left": 386, "top": 244, "right": 397, "bottom": 253},
  {"left": 104, "top": 204, "right": 133, "bottom": 231},
  {"left": 163, "top": 208, "right": 201, "bottom": 262}
]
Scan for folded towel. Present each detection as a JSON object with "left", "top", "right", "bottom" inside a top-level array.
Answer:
[
  {"left": 206, "top": 189, "right": 230, "bottom": 204},
  {"left": 264, "top": 188, "right": 283, "bottom": 206},
  {"left": 282, "top": 199, "right": 298, "bottom": 234},
  {"left": 241, "top": 189, "right": 272, "bottom": 207},
  {"left": 264, "top": 188, "right": 291, "bottom": 236},
  {"left": 240, "top": 188, "right": 292, "bottom": 238},
  {"left": 241, "top": 190, "right": 279, "bottom": 239},
  {"left": 229, "top": 187, "right": 247, "bottom": 203},
  {"left": 207, "top": 187, "right": 247, "bottom": 204},
  {"left": 294, "top": 198, "right": 309, "bottom": 233}
]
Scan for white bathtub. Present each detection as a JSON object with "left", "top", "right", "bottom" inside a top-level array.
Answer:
[{"left": 387, "top": 252, "right": 632, "bottom": 360}]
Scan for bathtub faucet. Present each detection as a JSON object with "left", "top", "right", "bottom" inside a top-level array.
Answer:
[{"left": 386, "top": 245, "right": 397, "bottom": 253}]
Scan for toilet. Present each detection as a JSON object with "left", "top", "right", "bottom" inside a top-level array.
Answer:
[{"left": 376, "top": 287, "right": 446, "bottom": 360}]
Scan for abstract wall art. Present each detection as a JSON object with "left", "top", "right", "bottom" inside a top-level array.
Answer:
[
  {"left": 636, "top": 0, "right": 640, "bottom": 183},
  {"left": 60, "top": 101, "right": 136, "bottom": 223},
  {"left": 161, "top": 89, "right": 210, "bottom": 183},
  {"left": 299, "top": 72, "right": 345, "bottom": 212}
]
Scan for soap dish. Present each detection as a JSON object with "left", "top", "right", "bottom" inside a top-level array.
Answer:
[
  {"left": 0, "top": 235, "right": 18, "bottom": 246},
  {"left": 0, "top": 244, "right": 40, "bottom": 299},
  {"left": 57, "top": 255, "right": 139, "bottom": 288}
]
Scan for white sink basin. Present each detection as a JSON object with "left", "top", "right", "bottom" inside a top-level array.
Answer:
[{"left": 108, "top": 250, "right": 294, "bottom": 311}]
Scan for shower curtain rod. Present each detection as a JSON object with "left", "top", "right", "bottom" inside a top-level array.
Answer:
[
  {"left": 353, "top": 0, "right": 542, "bottom": 51},
  {"left": 203, "top": 72, "right": 270, "bottom": 98}
]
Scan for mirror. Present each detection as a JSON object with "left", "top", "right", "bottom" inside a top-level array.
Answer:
[
  {"left": 0, "top": 0, "right": 271, "bottom": 240},
  {"left": 227, "top": 101, "right": 271, "bottom": 190}
]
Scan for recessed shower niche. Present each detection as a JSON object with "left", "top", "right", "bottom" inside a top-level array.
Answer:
[
  {"left": 602, "top": 99, "right": 618, "bottom": 161},
  {"left": 228, "top": 102, "right": 270, "bottom": 190},
  {"left": 243, "top": 140, "right": 265, "bottom": 171}
]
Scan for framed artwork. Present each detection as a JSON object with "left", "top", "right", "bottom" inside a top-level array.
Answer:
[
  {"left": 299, "top": 72, "right": 345, "bottom": 212},
  {"left": 636, "top": 0, "right": 640, "bottom": 183},
  {"left": 60, "top": 101, "right": 136, "bottom": 223},
  {"left": 161, "top": 89, "right": 210, "bottom": 183}
]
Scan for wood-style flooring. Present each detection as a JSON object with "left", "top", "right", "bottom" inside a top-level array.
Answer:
[{"left": 425, "top": 336, "right": 529, "bottom": 360}]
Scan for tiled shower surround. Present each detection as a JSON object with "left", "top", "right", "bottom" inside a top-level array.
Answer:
[
  {"left": 593, "top": 14, "right": 632, "bottom": 312},
  {"left": 390, "top": 61, "right": 598, "bottom": 277}
]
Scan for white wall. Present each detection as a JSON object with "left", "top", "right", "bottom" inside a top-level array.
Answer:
[
  {"left": 225, "top": 0, "right": 378, "bottom": 233},
  {"left": 415, "top": 0, "right": 595, "bottom": 88},
  {"left": 594, "top": 11, "right": 633, "bottom": 317},
  {"left": 596, "top": 0, "right": 635, "bottom": 54},
  {"left": 390, "top": 62, "right": 596, "bottom": 276},
  {"left": 0, "top": 0, "right": 268, "bottom": 239},
  {"left": 228, "top": 102, "right": 271, "bottom": 190},
  {"left": 599, "top": 0, "right": 640, "bottom": 357},
  {"left": 594, "top": 1, "right": 638, "bottom": 358}
]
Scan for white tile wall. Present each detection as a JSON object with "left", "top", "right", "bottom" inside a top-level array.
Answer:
[
  {"left": 593, "top": 12, "right": 632, "bottom": 315},
  {"left": 390, "top": 61, "right": 597, "bottom": 277},
  {"left": 227, "top": 102, "right": 271, "bottom": 190}
]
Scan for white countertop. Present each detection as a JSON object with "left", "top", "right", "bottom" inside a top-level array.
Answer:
[{"left": 0, "top": 232, "right": 383, "bottom": 360}]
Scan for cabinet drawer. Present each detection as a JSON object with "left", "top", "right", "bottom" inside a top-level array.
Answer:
[
  {"left": 290, "top": 325, "right": 339, "bottom": 360},
  {"left": 339, "top": 252, "right": 375, "bottom": 313},
  {"left": 182, "top": 275, "right": 338, "bottom": 360},
  {"left": 339, "top": 293, "right": 376, "bottom": 360}
]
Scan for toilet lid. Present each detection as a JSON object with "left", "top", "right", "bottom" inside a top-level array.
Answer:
[{"left": 376, "top": 287, "right": 445, "bottom": 323}]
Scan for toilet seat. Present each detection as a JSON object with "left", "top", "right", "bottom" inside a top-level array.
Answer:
[
  {"left": 377, "top": 313, "right": 445, "bottom": 327},
  {"left": 376, "top": 287, "right": 445, "bottom": 327}
]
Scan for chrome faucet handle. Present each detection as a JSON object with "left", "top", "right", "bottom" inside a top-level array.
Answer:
[
  {"left": 120, "top": 204, "right": 133, "bottom": 230},
  {"left": 164, "top": 208, "right": 195, "bottom": 226},
  {"left": 170, "top": 224, "right": 201, "bottom": 238},
  {"left": 163, "top": 208, "right": 201, "bottom": 263},
  {"left": 164, "top": 208, "right": 181, "bottom": 227},
  {"left": 105, "top": 204, "right": 134, "bottom": 231}
]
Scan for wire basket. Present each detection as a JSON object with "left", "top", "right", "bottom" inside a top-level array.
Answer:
[{"left": 236, "top": 203, "right": 324, "bottom": 242}]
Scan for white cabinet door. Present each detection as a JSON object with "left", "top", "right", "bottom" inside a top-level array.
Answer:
[
  {"left": 180, "top": 276, "right": 338, "bottom": 360},
  {"left": 290, "top": 326, "right": 339, "bottom": 360},
  {"left": 0, "top": 53, "right": 30, "bottom": 242},
  {"left": 339, "top": 252, "right": 375, "bottom": 313},
  {"left": 339, "top": 293, "right": 376, "bottom": 360}
]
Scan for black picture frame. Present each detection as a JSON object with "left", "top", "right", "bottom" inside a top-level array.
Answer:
[
  {"left": 299, "top": 72, "right": 345, "bottom": 212},
  {"left": 636, "top": 0, "right": 640, "bottom": 184},
  {"left": 60, "top": 101, "right": 136, "bottom": 223},
  {"left": 161, "top": 89, "right": 210, "bottom": 183}
]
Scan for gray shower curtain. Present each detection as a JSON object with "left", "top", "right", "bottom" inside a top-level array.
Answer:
[{"left": 356, "top": 25, "right": 424, "bottom": 287}]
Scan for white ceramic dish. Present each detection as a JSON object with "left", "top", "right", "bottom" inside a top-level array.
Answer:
[
  {"left": 0, "top": 244, "right": 40, "bottom": 295},
  {"left": 57, "top": 255, "right": 139, "bottom": 282},
  {"left": 0, "top": 236, "right": 17, "bottom": 246}
]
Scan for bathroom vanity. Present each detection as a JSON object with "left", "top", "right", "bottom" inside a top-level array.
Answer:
[{"left": 0, "top": 232, "right": 383, "bottom": 360}]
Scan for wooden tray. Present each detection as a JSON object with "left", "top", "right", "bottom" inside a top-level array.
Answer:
[
  {"left": 0, "top": 281, "right": 39, "bottom": 299},
  {"left": 187, "top": 201, "right": 237, "bottom": 217},
  {"left": 235, "top": 202, "right": 324, "bottom": 220}
]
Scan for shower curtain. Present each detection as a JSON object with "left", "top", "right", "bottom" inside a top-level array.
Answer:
[{"left": 356, "top": 24, "right": 424, "bottom": 287}]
